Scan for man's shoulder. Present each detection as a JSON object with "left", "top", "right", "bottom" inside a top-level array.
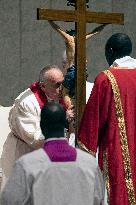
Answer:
[
  {"left": 94, "top": 70, "right": 111, "bottom": 87},
  {"left": 96, "top": 70, "right": 109, "bottom": 81},
  {"left": 76, "top": 148, "right": 96, "bottom": 160},
  {"left": 13, "top": 87, "right": 40, "bottom": 110},
  {"left": 76, "top": 148, "right": 97, "bottom": 169},
  {"left": 15, "top": 88, "right": 34, "bottom": 102},
  {"left": 17, "top": 149, "right": 46, "bottom": 168}
]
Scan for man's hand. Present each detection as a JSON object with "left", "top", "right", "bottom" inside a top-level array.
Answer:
[{"left": 66, "top": 105, "right": 75, "bottom": 123}]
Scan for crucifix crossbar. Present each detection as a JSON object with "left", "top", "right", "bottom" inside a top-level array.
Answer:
[{"left": 37, "top": 0, "right": 124, "bottom": 135}]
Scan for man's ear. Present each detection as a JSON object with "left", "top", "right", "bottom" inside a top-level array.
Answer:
[
  {"left": 40, "top": 83, "right": 44, "bottom": 88},
  {"left": 41, "top": 82, "right": 47, "bottom": 87},
  {"left": 109, "top": 47, "right": 113, "bottom": 55},
  {"left": 40, "top": 82, "right": 47, "bottom": 90}
]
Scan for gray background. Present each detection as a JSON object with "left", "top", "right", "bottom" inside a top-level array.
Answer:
[{"left": 0, "top": 0, "right": 136, "bottom": 106}]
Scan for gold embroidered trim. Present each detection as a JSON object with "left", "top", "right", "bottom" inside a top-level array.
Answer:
[
  {"left": 103, "top": 151, "right": 110, "bottom": 204},
  {"left": 77, "top": 140, "right": 96, "bottom": 157},
  {"left": 104, "top": 70, "right": 136, "bottom": 205}
]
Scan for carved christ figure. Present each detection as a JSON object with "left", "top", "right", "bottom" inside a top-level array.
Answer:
[{"left": 48, "top": 20, "right": 107, "bottom": 72}]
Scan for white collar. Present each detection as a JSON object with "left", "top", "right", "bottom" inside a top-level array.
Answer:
[
  {"left": 112, "top": 56, "right": 136, "bottom": 68},
  {"left": 45, "top": 137, "right": 68, "bottom": 143}
]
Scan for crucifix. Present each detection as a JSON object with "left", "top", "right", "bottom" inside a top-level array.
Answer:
[{"left": 37, "top": 0, "right": 124, "bottom": 137}]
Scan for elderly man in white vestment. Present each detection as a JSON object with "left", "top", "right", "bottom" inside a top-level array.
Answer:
[
  {"left": 1, "top": 64, "right": 74, "bottom": 190},
  {"left": 0, "top": 101, "right": 104, "bottom": 205}
]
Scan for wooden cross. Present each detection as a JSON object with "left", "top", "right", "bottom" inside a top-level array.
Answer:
[{"left": 37, "top": 0, "right": 124, "bottom": 135}]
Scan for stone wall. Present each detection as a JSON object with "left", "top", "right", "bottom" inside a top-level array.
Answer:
[{"left": 0, "top": 0, "right": 136, "bottom": 106}]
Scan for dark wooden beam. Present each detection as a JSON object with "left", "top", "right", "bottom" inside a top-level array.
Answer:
[
  {"left": 75, "top": 0, "right": 86, "bottom": 130},
  {"left": 37, "top": 9, "right": 124, "bottom": 25},
  {"left": 37, "top": 8, "right": 76, "bottom": 21},
  {"left": 86, "top": 11, "right": 124, "bottom": 24}
]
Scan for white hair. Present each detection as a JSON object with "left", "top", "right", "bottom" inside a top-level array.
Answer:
[{"left": 39, "top": 64, "right": 61, "bottom": 83}]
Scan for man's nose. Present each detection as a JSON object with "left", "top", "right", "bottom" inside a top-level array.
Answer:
[{"left": 59, "top": 84, "right": 63, "bottom": 90}]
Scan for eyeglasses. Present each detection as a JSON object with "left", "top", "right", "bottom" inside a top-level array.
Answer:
[
  {"left": 40, "top": 80, "right": 64, "bottom": 89},
  {"left": 39, "top": 79, "right": 64, "bottom": 89},
  {"left": 55, "top": 81, "right": 64, "bottom": 88}
]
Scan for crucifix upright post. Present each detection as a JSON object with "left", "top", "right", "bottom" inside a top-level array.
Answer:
[{"left": 37, "top": 0, "right": 124, "bottom": 136}]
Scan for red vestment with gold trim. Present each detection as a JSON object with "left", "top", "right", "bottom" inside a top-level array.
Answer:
[{"left": 78, "top": 68, "right": 136, "bottom": 205}]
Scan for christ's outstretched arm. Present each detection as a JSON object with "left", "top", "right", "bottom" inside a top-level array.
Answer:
[
  {"left": 48, "top": 20, "right": 75, "bottom": 69},
  {"left": 48, "top": 21, "right": 108, "bottom": 71}
]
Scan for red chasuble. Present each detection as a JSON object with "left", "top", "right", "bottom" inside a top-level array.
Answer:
[
  {"left": 30, "top": 82, "right": 66, "bottom": 109},
  {"left": 78, "top": 68, "right": 136, "bottom": 205}
]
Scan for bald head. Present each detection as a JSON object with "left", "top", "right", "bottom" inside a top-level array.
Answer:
[{"left": 39, "top": 65, "right": 63, "bottom": 83}]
